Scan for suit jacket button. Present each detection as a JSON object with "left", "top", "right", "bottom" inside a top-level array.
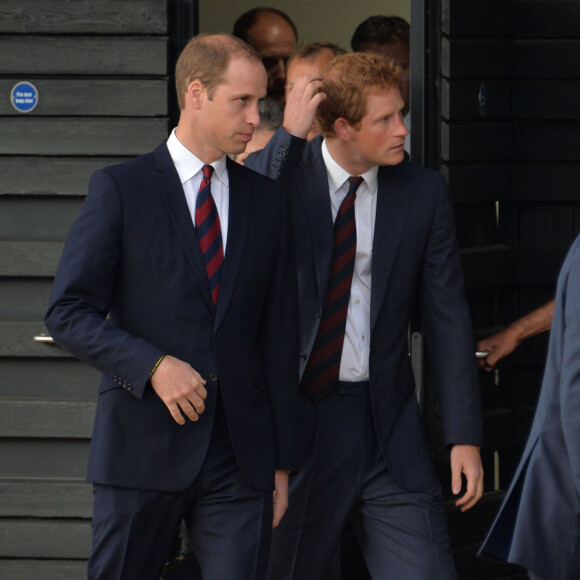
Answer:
[
  {"left": 316, "top": 310, "right": 322, "bottom": 318},
  {"left": 299, "top": 353, "right": 307, "bottom": 362},
  {"left": 126, "top": 385, "right": 133, "bottom": 391},
  {"left": 208, "top": 373, "right": 218, "bottom": 382},
  {"left": 214, "top": 330, "right": 221, "bottom": 338}
]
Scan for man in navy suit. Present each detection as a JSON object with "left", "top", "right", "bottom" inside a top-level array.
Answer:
[
  {"left": 45, "top": 34, "right": 297, "bottom": 580},
  {"left": 246, "top": 52, "right": 484, "bottom": 579},
  {"left": 479, "top": 234, "right": 580, "bottom": 579}
]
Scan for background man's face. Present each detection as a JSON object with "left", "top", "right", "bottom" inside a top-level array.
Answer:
[{"left": 248, "top": 15, "right": 297, "bottom": 99}]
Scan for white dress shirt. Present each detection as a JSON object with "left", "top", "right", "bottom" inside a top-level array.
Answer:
[
  {"left": 166, "top": 128, "right": 230, "bottom": 252},
  {"left": 321, "top": 140, "right": 378, "bottom": 382}
]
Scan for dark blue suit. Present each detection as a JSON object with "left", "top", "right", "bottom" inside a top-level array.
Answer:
[
  {"left": 45, "top": 143, "right": 298, "bottom": 579},
  {"left": 246, "top": 129, "right": 483, "bottom": 578},
  {"left": 479, "top": 234, "right": 580, "bottom": 580}
]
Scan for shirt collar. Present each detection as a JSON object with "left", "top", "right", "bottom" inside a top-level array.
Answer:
[
  {"left": 167, "top": 128, "right": 229, "bottom": 187},
  {"left": 321, "top": 139, "right": 378, "bottom": 196}
]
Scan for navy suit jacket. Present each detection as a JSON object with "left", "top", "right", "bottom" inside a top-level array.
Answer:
[
  {"left": 45, "top": 143, "right": 298, "bottom": 493},
  {"left": 246, "top": 129, "right": 482, "bottom": 490},
  {"left": 479, "top": 234, "right": 580, "bottom": 579}
]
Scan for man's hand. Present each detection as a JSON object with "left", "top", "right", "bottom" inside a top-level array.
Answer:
[
  {"left": 477, "top": 327, "right": 521, "bottom": 371},
  {"left": 450, "top": 444, "right": 483, "bottom": 512},
  {"left": 477, "top": 298, "right": 555, "bottom": 371},
  {"left": 283, "top": 74, "right": 326, "bottom": 139},
  {"left": 150, "top": 355, "right": 207, "bottom": 425},
  {"left": 272, "top": 469, "right": 289, "bottom": 528}
]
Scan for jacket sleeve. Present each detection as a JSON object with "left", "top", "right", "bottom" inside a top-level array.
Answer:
[
  {"left": 261, "top": 187, "right": 299, "bottom": 470},
  {"left": 245, "top": 127, "right": 307, "bottom": 181},
  {"left": 44, "top": 168, "right": 164, "bottom": 399},
  {"left": 558, "top": 238, "right": 580, "bottom": 495},
  {"left": 420, "top": 174, "right": 484, "bottom": 447}
]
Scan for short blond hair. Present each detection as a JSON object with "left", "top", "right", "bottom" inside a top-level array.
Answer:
[
  {"left": 175, "top": 34, "right": 261, "bottom": 110},
  {"left": 315, "top": 52, "right": 403, "bottom": 138}
]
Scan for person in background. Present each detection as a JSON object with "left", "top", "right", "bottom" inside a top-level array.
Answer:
[
  {"left": 233, "top": 7, "right": 298, "bottom": 100},
  {"left": 44, "top": 34, "right": 298, "bottom": 580},
  {"left": 479, "top": 236, "right": 580, "bottom": 580},
  {"left": 477, "top": 298, "right": 555, "bottom": 370},
  {"left": 285, "top": 42, "right": 346, "bottom": 141},
  {"left": 246, "top": 52, "right": 483, "bottom": 580},
  {"left": 351, "top": 15, "right": 411, "bottom": 153}
]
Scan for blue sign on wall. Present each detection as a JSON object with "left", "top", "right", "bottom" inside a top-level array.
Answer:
[{"left": 11, "top": 81, "right": 39, "bottom": 113}]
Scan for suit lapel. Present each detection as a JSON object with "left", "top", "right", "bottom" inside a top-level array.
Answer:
[
  {"left": 371, "top": 164, "right": 411, "bottom": 331},
  {"left": 152, "top": 144, "right": 215, "bottom": 312},
  {"left": 297, "top": 140, "right": 334, "bottom": 303},
  {"left": 214, "top": 158, "right": 250, "bottom": 329}
]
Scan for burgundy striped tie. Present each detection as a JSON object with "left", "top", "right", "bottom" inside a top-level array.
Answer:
[
  {"left": 302, "top": 175, "right": 363, "bottom": 401},
  {"left": 195, "top": 164, "right": 223, "bottom": 305}
]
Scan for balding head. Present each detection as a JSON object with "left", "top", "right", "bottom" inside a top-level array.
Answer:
[{"left": 233, "top": 8, "right": 297, "bottom": 99}]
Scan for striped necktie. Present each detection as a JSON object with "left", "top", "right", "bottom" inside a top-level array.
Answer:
[
  {"left": 195, "top": 164, "right": 223, "bottom": 305},
  {"left": 302, "top": 175, "right": 364, "bottom": 401}
]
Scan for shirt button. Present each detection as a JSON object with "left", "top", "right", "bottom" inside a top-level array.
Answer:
[
  {"left": 362, "top": 371, "right": 368, "bottom": 377},
  {"left": 355, "top": 299, "right": 360, "bottom": 305},
  {"left": 362, "top": 335, "right": 365, "bottom": 341},
  {"left": 208, "top": 373, "right": 218, "bottom": 382}
]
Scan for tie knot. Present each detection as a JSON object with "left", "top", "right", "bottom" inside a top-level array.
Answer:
[
  {"left": 348, "top": 175, "right": 363, "bottom": 194},
  {"left": 202, "top": 165, "right": 214, "bottom": 179}
]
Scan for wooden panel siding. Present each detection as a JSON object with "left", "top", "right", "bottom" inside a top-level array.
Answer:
[
  {"left": 0, "top": 360, "right": 99, "bottom": 399},
  {"left": 0, "top": 198, "right": 84, "bottom": 240},
  {"left": 0, "top": 78, "right": 168, "bottom": 116},
  {"left": 0, "top": 280, "right": 55, "bottom": 320},
  {"left": 0, "top": 1, "right": 173, "bottom": 574},
  {"left": 0, "top": 520, "right": 91, "bottom": 558},
  {"left": 0, "top": 440, "right": 90, "bottom": 479},
  {"left": 0, "top": 321, "right": 69, "bottom": 357},
  {"left": 0, "top": 0, "right": 167, "bottom": 34},
  {"left": 0, "top": 36, "right": 167, "bottom": 75},
  {"left": 0, "top": 242, "right": 63, "bottom": 276},
  {"left": 441, "top": 79, "right": 511, "bottom": 121},
  {"left": 0, "top": 479, "right": 92, "bottom": 518},
  {"left": 0, "top": 560, "right": 87, "bottom": 580},
  {"left": 1, "top": 117, "right": 169, "bottom": 156},
  {"left": 437, "top": 2, "right": 580, "bottom": 575},
  {"left": 0, "top": 399, "right": 96, "bottom": 438},
  {"left": 0, "top": 157, "right": 130, "bottom": 195}
]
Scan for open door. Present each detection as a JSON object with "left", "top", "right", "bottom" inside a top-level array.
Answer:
[{"left": 419, "top": 0, "right": 580, "bottom": 577}]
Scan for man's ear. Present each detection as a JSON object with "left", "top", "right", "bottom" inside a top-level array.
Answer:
[
  {"left": 186, "top": 79, "right": 205, "bottom": 109},
  {"left": 333, "top": 117, "right": 352, "bottom": 142}
]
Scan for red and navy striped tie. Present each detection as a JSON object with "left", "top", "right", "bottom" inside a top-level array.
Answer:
[
  {"left": 195, "top": 164, "right": 223, "bottom": 305},
  {"left": 302, "top": 175, "right": 364, "bottom": 401}
]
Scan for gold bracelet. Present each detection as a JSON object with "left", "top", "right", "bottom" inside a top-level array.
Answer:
[{"left": 148, "top": 354, "right": 166, "bottom": 380}]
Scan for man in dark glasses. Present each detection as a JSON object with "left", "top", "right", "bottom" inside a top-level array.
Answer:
[{"left": 233, "top": 7, "right": 297, "bottom": 100}]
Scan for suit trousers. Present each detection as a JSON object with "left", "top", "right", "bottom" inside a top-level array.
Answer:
[
  {"left": 88, "top": 395, "right": 273, "bottom": 580},
  {"left": 266, "top": 382, "right": 456, "bottom": 580}
]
